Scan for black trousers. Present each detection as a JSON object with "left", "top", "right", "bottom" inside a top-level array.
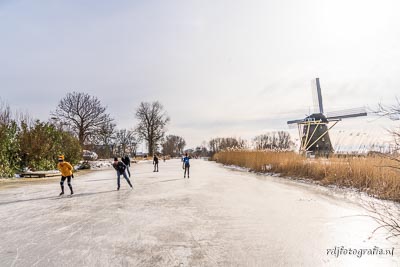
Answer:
[
  {"left": 154, "top": 162, "right": 159, "bottom": 172},
  {"left": 60, "top": 176, "right": 73, "bottom": 193},
  {"left": 184, "top": 165, "right": 190, "bottom": 177}
]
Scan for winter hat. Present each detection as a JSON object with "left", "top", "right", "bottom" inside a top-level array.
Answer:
[
  {"left": 114, "top": 157, "right": 118, "bottom": 161},
  {"left": 58, "top": 155, "right": 64, "bottom": 161}
]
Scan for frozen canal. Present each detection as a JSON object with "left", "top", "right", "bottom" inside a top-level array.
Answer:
[{"left": 0, "top": 159, "right": 399, "bottom": 266}]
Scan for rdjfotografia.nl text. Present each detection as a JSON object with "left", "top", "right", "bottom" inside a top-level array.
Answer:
[{"left": 327, "top": 246, "right": 395, "bottom": 258}]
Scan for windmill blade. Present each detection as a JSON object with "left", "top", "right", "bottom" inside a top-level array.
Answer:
[
  {"left": 311, "top": 78, "right": 324, "bottom": 114},
  {"left": 326, "top": 107, "right": 367, "bottom": 120},
  {"left": 287, "top": 118, "right": 304, "bottom": 125}
]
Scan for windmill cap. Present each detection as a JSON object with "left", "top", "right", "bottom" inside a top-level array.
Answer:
[{"left": 306, "top": 113, "right": 328, "bottom": 123}]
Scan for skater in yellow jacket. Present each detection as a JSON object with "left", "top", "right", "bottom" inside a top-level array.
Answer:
[{"left": 57, "top": 155, "right": 74, "bottom": 196}]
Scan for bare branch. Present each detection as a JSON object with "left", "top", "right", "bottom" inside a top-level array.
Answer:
[{"left": 51, "top": 92, "right": 114, "bottom": 146}]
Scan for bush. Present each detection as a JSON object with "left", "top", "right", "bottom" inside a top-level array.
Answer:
[
  {"left": 0, "top": 121, "right": 20, "bottom": 177},
  {"left": 18, "top": 120, "right": 82, "bottom": 171}
]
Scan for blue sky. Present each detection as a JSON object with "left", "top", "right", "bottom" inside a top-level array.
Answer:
[{"left": 1, "top": 0, "right": 399, "bottom": 149}]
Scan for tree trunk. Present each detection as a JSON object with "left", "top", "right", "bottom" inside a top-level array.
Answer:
[
  {"left": 148, "top": 140, "right": 153, "bottom": 156},
  {"left": 79, "top": 130, "right": 85, "bottom": 146}
]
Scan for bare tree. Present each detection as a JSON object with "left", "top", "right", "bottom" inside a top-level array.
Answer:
[
  {"left": 253, "top": 131, "right": 294, "bottom": 150},
  {"left": 127, "top": 134, "right": 140, "bottom": 157},
  {"left": 370, "top": 100, "right": 400, "bottom": 239},
  {"left": 208, "top": 137, "right": 247, "bottom": 155},
  {"left": 0, "top": 99, "right": 12, "bottom": 126},
  {"left": 194, "top": 144, "right": 208, "bottom": 157},
  {"left": 97, "top": 120, "right": 116, "bottom": 147},
  {"left": 361, "top": 200, "right": 400, "bottom": 240},
  {"left": 376, "top": 98, "right": 400, "bottom": 151},
  {"left": 374, "top": 99, "right": 400, "bottom": 170},
  {"left": 51, "top": 92, "right": 113, "bottom": 146},
  {"left": 135, "top": 101, "right": 170, "bottom": 156},
  {"left": 162, "top": 135, "right": 186, "bottom": 157},
  {"left": 115, "top": 129, "right": 139, "bottom": 156},
  {"left": 91, "top": 120, "right": 116, "bottom": 158}
]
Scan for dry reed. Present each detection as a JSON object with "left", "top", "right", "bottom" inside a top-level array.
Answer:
[{"left": 213, "top": 150, "right": 400, "bottom": 202}]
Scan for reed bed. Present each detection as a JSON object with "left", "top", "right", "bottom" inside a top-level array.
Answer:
[{"left": 213, "top": 150, "right": 400, "bottom": 202}]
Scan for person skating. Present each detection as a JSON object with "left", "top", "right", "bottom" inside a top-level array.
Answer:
[
  {"left": 113, "top": 157, "right": 133, "bottom": 190},
  {"left": 153, "top": 154, "right": 159, "bottom": 172},
  {"left": 183, "top": 153, "right": 190, "bottom": 178},
  {"left": 122, "top": 155, "right": 131, "bottom": 177},
  {"left": 57, "top": 155, "right": 74, "bottom": 196}
]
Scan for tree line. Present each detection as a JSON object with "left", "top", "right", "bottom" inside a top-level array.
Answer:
[
  {"left": 0, "top": 92, "right": 180, "bottom": 177},
  {"left": 206, "top": 132, "right": 294, "bottom": 156}
]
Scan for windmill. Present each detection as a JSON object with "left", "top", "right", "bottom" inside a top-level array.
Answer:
[{"left": 287, "top": 78, "right": 367, "bottom": 156}]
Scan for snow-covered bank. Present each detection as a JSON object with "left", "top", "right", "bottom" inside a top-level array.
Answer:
[{"left": 214, "top": 150, "right": 400, "bottom": 202}]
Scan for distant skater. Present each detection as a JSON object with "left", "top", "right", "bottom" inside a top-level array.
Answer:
[
  {"left": 122, "top": 155, "right": 131, "bottom": 177},
  {"left": 57, "top": 155, "right": 74, "bottom": 196},
  {"left": 153, "top": 154, "right": 159, "bottom": 172},
  {"left": 113, "top": 157, "right": 133, "bottom": 190},
  {"left": 183, "top": 153, "right": 190, "bottom": 178}
]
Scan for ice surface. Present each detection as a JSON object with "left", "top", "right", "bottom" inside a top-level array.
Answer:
[{"left": 0, "top": 159, "right": 398, "bottom": 266}]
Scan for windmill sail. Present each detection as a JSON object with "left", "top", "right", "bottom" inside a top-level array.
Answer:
[
  {"left": 326, "top": 107, "right": 367, "bottom": 120},
  {"left": 287, "top": 118, "right": 305, "bottom": 125},
  {"left": 312, "top": 78, "right": 324, "bottom": 114}
]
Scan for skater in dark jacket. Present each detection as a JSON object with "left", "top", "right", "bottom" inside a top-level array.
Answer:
[
  {"left": 122, "top": 155, "right": 131, "bottom": 177},
  {"left": 113, "top": 157, "right": 133, "bottom": 190},
  {"left": 57, "top": 155, "right": 74, "bottom": 195},
  {"left": 183, "top": 153, "right": 190, "bottom": 178},
  {"left": 153, "top": 155, "right": 159, "bottom": 172}
]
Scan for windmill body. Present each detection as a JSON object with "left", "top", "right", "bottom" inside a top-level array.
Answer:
[{"left": 287, "top": 78, "right": 367, "bottom": 156}]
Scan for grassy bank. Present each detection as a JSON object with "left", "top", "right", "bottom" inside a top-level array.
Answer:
[{"left": 213, "top": 150, "right": 400, "bottom": 202}]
